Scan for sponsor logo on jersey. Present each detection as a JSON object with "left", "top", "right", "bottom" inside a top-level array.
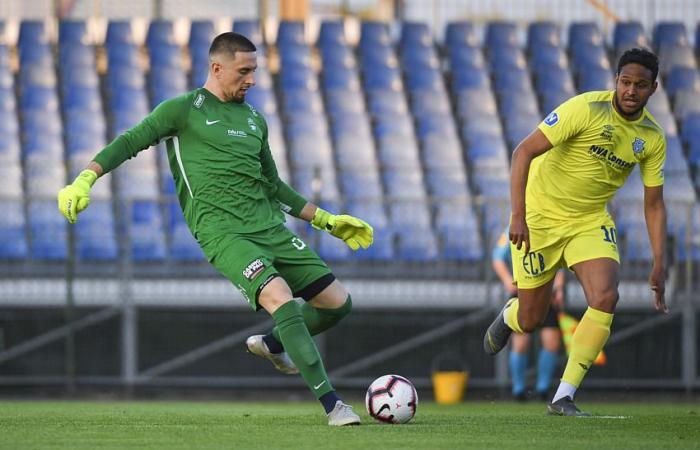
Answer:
[
  {"left": 228, "top": 129, "right": 248, "bottom": 137},
  {"left": 206, "top": 119, "right": 220, "bottom": 125},
  {"left": 588, "top": 145, "right": 635, "bottom": 170},
  {"left": 543, "top": 112, "right": 559, "bottom": 126},
  {"left": 242, "top": 258, "right": 266, "bottom": 280},
  {"left": 632, "top": 137, "right": 645, "bottom": 154},
  {"left": 247, "top": 117, "right": 257, "bottom": 131},
  {"left": 600, "top": 124, "right": 614, "bottom": 141},
  {"left": 194, "top": 93, "right": 205, "bottom": 108}
]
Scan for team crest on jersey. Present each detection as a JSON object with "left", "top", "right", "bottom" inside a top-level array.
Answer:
[
  {"left": 247, "top": 117, "right": 257, "bottom": 131},
  {"left": 543, "top": 112, "right": 559, "bottom": 126},
  {"left": 247, "top": 103, "right": 259, "bottom": 117},
  {"left": 632, "top": 137, "right": 645, "bottom": 154},
  {"left": 193, "top": 93, "right": 205, "bottom": 108}
]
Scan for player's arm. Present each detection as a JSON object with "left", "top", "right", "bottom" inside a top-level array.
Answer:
[
  {"left": 58, "top": 97, "right": 188, "bottom": 223},
  {"left": 643, "top": 184, "right": 668, "bottom": 313},
  {"left": 491, "top": 238, "right": 516, "bottom": 295},
  {"left": 260, "top": 140, "right": 373, "bottom": 251},
  {"left": 509, "top": 129, "right": 553, "bottom": 253}
]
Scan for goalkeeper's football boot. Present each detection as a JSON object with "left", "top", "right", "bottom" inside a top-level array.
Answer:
[
  {"left": 483, "top": 299, "right": 515, "bottom": 356},
  {"left": 547, "top": 396, "right": 591, "bottom": 417},
  {"left": 246, "top": 335, "right": 299, "bottom": 375},
  {"left": 327, "top": 401, "right": 361, "bottom": 426}
]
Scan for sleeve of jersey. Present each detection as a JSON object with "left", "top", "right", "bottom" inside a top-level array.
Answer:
[
  {"left": 639, "top": 136, "right": 666, "bottom": 187},
  {"left": 537, "top": 94, "right": 590, "bottom": 147},
  {"left": 93, "top": 97, "right": 186, "bottom": 173},
  {"left": 259, "top": 140, "right": 308, "bottom": 217}
]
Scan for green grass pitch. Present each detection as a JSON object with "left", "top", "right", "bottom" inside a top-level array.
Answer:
[{"left": 0, "top": 400, "right": 697, "bottom": 449}]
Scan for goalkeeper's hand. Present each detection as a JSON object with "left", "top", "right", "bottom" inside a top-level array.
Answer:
[
  {"left": 57, "top": 169, "right": 98, "bottom": 224},
  {"left": 311, "top": 207, "right": 374, "bottom": 250}
]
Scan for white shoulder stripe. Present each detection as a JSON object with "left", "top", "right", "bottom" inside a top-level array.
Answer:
[{"left": 171, "top": 136, "right": 194, "bottom": 198}]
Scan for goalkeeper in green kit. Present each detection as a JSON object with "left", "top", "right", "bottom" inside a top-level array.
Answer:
[{"left": 57, "top": 32, "right": 372, "bottom": 426}]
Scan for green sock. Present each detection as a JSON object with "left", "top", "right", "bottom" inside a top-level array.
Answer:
[
  {"left": 272, "top": 301, "right": 334, "bottom": 399},
  {"left": 273, "top": 295, "right": 352, "bottom": 342}
]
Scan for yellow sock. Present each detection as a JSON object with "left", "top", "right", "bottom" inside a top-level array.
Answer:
[
  {"left": 503, "top": 298, "right": 523, "bottom": 333},
  {"left": 561, "top": 307, "right": 613, "bottom": 388}
]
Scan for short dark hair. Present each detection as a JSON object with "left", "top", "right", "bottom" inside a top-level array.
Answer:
[
  {"left": 208, "top": 32, "right": 256, "bottom": 59},
  {"left": 617, "top": 47, "right": 659, "bottom": 81}
]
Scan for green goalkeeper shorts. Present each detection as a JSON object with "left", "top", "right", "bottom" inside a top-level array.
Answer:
[{"left": 202, "top": 224, "right": 334, "bottom": 310}]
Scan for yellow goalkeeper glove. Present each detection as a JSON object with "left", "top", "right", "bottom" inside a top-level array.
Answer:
[
  {"left": 311, "top": 207, "right": 374, "bottom": 251},
  {"left": 57, "top": 169, "right": 98, "bottom": 224}
]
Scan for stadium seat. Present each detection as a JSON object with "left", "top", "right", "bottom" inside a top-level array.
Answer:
[
  {"left": 277, "top": 21, "right": 305, "bottom": 47},
  {"left": 146, "top": 19, "right": 175, "bottom": 47},
  {"left": 672, "top": 90, "right": 700, "bottom": 120},
  {"left": 444, "top": 21, "right": 477, "bottom": 49},
  {"left": 233, "top": 19, "right": 264, "bottom": 48},
  {"left": 568, "top": 22, "right": 603, "bottom": 48},
  {"left": 0, "top": 200, "right": 28, "bottom": 260},
  {"left": 128, "top": 200, "right": 167, "bottom": 261},
  {"left": 659, "top": 45, "right": 697, "bottom": 76},
  {"left": 60, "top": 44, "right": 96, "bottom": 70},
  {"left": 59, "top": 20, "right": 87, "bottom": 45},
  {"left": 527, "top": 21, "right": 560, "bottom": 49},
  {"left": 359, "top": 21, "right": 391, "bottom": 49},
  {"left": 383, "top": 170, "right": 427, "bottom": 200},
  {"left": 18, "top": 20, "right": 48, "bottom": 48},
  {"left": 576, "top": 67, "right": 613, "bottom": 92},
  {"left": 28, "top": 200, "right": 67, "bottom": 260},
  {"left": 400, "top": 21, "right": 432, "bottom": 48},
  {"left": 665, "top": 67, "right": 700, "bottom": 97},
  {"left": 107, "top": 43, "right": 139, "bottom": 67},
  {"left": 485, "top": 21, "right": 518, "bottom": 48},
  {"left": 653, "top": 21, "right": 688, "bottom": 51},
  {"left": 105, "top": 20, "right": 133, "bottom": 48},
  {"left": 451, "top": 67, "right": 490, "bottom": 91},
  {"left": 189, "top": 20, "right": 214, "bottom": 48},
  {"left": 613, "top": 21, "right": 647, "bottom": 53},
  {"left": 75, "top": 201, "right": 118, "bottom": 261},
  {"left": 447, "top": 46, "right": 485, "bottom": 71},
  {"left": 317, "top": 20, "right": 345, "bottom": 49},
  {"left": 424, "top": 169, "right": 470, "bottom": 199}
]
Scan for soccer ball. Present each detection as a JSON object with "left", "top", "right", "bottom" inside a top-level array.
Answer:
[{"left": 365, "top": 374, "right": 418, "bottom": 424}]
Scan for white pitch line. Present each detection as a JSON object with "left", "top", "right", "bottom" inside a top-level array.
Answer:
[{"left": 583, "top": 415, "right": 632, "bottom": 419}]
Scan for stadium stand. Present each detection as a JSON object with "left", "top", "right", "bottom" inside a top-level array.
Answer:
[{"left": 2, "top": 17, "right": 699, "bottom": 269}]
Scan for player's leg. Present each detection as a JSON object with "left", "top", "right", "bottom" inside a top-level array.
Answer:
[
  {"left": 509, "top": 332, "right": 531, "bottom": 400},
  {"left": 484, "top": 280, "right": 555, "bottom": 355},
  {"left": 535, "top": 308, "right": 561, "bottom": 400},
  {"left": 548, "top": 220, "right": 620, "bottom": 416},
  {"left": 256, "top": 277, "right": 359, "bottom": 425}
]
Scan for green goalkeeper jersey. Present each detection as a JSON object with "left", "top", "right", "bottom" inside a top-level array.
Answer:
[{"left": 93, "top": 88, "right": 307, "bottom": 245}]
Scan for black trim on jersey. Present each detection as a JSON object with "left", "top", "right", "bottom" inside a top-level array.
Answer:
[{"left": 295, "top": 273, "right": 336, "bottom": 301}]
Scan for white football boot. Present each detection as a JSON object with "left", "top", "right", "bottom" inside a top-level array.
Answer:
[{"left": 245, "top": 335, "right": 299, "bottom": 375}]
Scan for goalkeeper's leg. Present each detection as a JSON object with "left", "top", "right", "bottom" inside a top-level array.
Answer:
[{"left": 258, "top": 277, "right": 359, "bottom": 425}]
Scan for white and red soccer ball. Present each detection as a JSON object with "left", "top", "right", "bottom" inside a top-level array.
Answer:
[{"left": 365, "top": 374, "right": 418, "bottom": 424}]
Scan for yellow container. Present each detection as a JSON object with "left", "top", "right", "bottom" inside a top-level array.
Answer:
[{"left": 432, "top": 370, "right": 469, "bottom": 404}]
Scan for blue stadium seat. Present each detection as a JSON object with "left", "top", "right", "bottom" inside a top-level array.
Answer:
[
  {"left": 359, "top": 21, "right": 391, "bottom": 49},
  {"left": 322, "top": 66, "right": 360, "bottom": 91},
  {"left": 456, "top": 88, "right": 498, "bottom": 117},
  {"left": 653, "top": 21, "right": 688, "bottom": 51},
  {"left": 59, "top": 20, "right": 87, "bottom": 45},
  {"left": 366, "top": 89, "right": 408, "bottom": 116},
  {"left": 18, "top": 20, "right": 48, "bottom": 48},
  {"left": 363, "top": 68, "right": 403, "bottom": 91},
  {"left": 411, "top": 90, "right": 451, "bottom": 117},
  {"left": 488, "top": 46, "right": 527, "bottom": 72},
  {"left": 63, "top": 87, "right": 102, "bottom": 113},
  {"left": 325, "top": 90, "right": 365, "bottom": 117},
  {"left": 383, "top": 170, "right": 427, "bottom": 200},
  {"left": 149, "top": 43, "right": 182, "bottom": 68},
  {"left": 424, "top": 169, "right": 470, "bottom": 199},
  {"left": 1, "top": 164, "right": 22, "bottom": 198},
  {"left": 246, "top": 89, "right": 277, "bottom": 116},
  {"left": 189, "top": 20, "right": 214, "bottom": 48},
  {"left": 105, "top": 20, "right": 133, "bottom": 48},
  {"left": 681, "top": 113, "right": 700, "bottom": 147},
  {"left": 400, "top": 46, "right": 440, "bottom": 70},
  {"left": 530, "top": 46, "right": 568, "bottom": 71},
  {"left": 128, "top": 200, "right": 167, "bottom": 261},
  {"left": 434, "top": 202, "right": 483, "bottom": 261},
  {"left": 613, "top": 21, "right": 647, "bottom": 52},
  {"left": 568, "top": 22, "right": 603, "bottom": 48},
  {"left": 320, "top": 44, "right": 356, "bottom": 69},
  {"left": 451, "top": 67, "right": 490, "bottom": 91},
  {"left": 279, "top": 67, "right": 317, "bottom": 91},
  {"left": 400, "top": 21, "right": 432, "bottom": 48},
  {"left": 415, "top": 114, "right": 457, "bottom": 140},
  {"left": 317, "top": 20, "right": 345, "bottom": 49},
  {"left": 527, "top": 21, "right": 560, "bottom": 49},
  {"left": 59, "top": 44, "right": 96, "bottom": 69},
  {"left": 19, "top": 44, "right": 52, "bottom": 67},
  {"left": 108, "top": 65, "right": 145, "bottom": 91},
  {"left": 360, "top": 45, "right": 398, "bottom": 70},
  {"left": 233, "top": 19, "right": 264, "bottom": 48},
  {"left": 420, "top": 134, "right": 462, "bottom": 168},
  {"left": 29, "top": 200, "right": 67, "bottom": 260},
  {"left": 576, "top": 67, "right": 613, "bottom": 91},
  {"left": 75, "top": 201, "right": 118, "bottom": 261},
  {"left": 0, "top": 200, "right": 28, "bottom": 260},
  {"left": 665, "top": 67, "right": 700, "bottom": 98},
  {"left": 292, "top": 167, "right": 340, "bottom": 201},
  {"left": 485, "top": 21, "right": 518, "bottom": 48},
  {"left": 540, "top": 89, "right": 575, "bottom": 114},
  {"left": 444, "top": 21, "right": 477, "bottom": 49},
  {"left": 165, "top": 201, "right": 204, "bottom": 261},
  {"left": 493, "top": 68, "right": 532, "bottom": 92},
  {"left": 339, "top": 170, "right": 383, "bottom": 200},
  {"left": 107, "top": 43, "right": 139, "bottom": 66},
  {"left": 660, "top": 45, "right": 697, "bottom": 76},
  {"left": 570, "top": 44, "right": 610, "bottom": 74},
  {"left": 404, "top": 68, "right": 444, "bottom": 92},
  {"left": 498, "top": 90, "right": 539, "bottom": 117},
  {"left": 373, "top": 113, "right": 413, "bottom": 138},
  {"left": 672, "top": 90, "right": 700, "bottom": 120},
  {"left": 448, "top": 46, "right": 485, "bottom": 71},
  {"left": 535, "top": 67, "right": 575, "bottom": 95},
  {"left": 61, "top": 65, "right": 99, "bottom": 89},
  {"left": 376, "top": 135, "right": 421, "bottom": 169},
  {"left": 277, "top": 21, "right": 305, "bottom": 47},
  {"left": 146, "top": 19, "right": 175, "bottom": 47}
]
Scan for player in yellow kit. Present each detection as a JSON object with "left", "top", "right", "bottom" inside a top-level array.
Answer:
[{"left": 483, "top": 48, "right": 668, "bottom": 416}]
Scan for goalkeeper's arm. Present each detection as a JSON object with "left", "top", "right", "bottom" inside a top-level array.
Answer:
[{"left": 57, "top": 161, "right": 104, "bottom": 224}]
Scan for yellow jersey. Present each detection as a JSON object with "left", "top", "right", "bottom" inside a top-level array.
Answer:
[{"left": 528, "top": 90, "right": 666, "bottom": 228}]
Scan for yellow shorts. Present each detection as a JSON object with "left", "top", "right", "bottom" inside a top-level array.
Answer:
[{"left": 511, "top": 215, "right": 620, "bottom": 289}]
